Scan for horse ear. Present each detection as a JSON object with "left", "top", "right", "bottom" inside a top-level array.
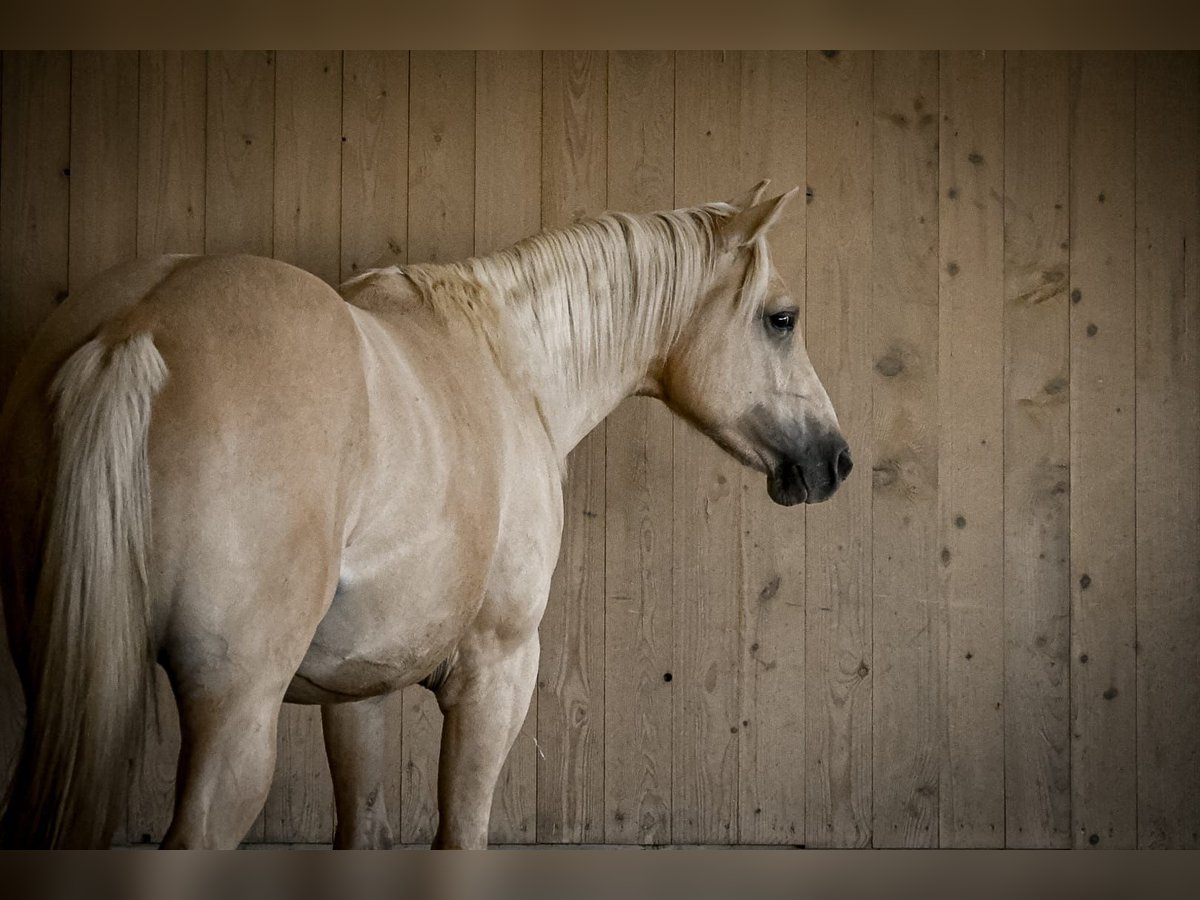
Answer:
[
  {"left": 729, "top": 178, "right": 771, "bottom": 211},
  {"left": 721, "top": 187, "right": 800, "bottom": 248}
]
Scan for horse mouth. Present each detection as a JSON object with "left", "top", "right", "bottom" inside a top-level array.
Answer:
[{"left": 766, "top": 463, "right": 809, "bottom": 506}]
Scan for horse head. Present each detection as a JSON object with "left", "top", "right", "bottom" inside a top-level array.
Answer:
[{"left": 659, "top": 181, "right": 852, "bottom": 506}]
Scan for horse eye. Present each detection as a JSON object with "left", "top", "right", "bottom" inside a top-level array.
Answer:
[{"left": 766, "top": 311, "right": 795, "bottom": 334}]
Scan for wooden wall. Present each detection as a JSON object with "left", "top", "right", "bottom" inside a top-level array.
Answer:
[{"left": 0, "top": 51, "right": 1197, "bottom": 848}]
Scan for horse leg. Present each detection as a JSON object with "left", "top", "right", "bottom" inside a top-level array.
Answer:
[
  {"left": 321, "top": 697, "right": 395, "bottom": 849},
  {"left": 431, "top": 633, "right": 540, "bottom": 849},
  {"left": 162, "top": 680, "right": 285, "bottom": 849},
  {"left": 158, "top": 557, "right": 337, "bottom": 848}
]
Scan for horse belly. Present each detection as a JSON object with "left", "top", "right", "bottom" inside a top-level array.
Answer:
[
  {"left": 287, "top": 517, "right": 494, "bottom": 704},
  {"left": 286, "top": 304, "right": 515, "bottom": 704}
]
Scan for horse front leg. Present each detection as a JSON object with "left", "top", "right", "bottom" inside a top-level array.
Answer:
[
  {"left": 431, "top": 632, "right": 539, "bottom": 849},
  {"left": 321, "top": 696, "right": 395, "bottom": 849}
]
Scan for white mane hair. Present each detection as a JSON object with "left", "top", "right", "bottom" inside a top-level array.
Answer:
[{"left": 358, "top": 202, "right": 775, "bottom": 388}]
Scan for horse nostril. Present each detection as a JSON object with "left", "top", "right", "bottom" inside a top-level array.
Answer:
[{"left": 835, "top": 446, "right": 853, "bottom": 482}]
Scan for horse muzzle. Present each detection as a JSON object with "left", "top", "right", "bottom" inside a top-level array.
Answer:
[{"left": 766, "top": 432, "right": 852, "bottom": 506}]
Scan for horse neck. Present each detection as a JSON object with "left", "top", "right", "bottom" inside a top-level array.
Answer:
[{"left": 467, "top": 210, "right": 718, "bottom": 457}]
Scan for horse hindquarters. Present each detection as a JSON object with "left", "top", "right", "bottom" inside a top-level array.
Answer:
[
  {"left": 0, "top": 254, "right": 369, "bottom": 848},
  {"left": 157, "top": 519, "right": 348, "bottom": 848},
  {"left": 144, "top": 262, "right": 371, "bottom": 847}
]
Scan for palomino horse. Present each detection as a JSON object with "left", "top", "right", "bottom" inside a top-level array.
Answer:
[{"left": 0, "top": 180, "right": 850, "bottom": 848}]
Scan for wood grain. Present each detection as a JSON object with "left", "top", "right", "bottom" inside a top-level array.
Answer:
[
  {"left": 407, "top": 51, "right": 475, "bottom": 267},
  {"left": 261, "top": 50, "right": 343, "bottom": 845},
  {"left": 671, "top": 51, "right": 746, "bottom": 844},
  {"left": 3, "top": 50, "right": 1199, "bottom": 848},
  {"left": 475, "top": 50, "right": 542, "bottom": 844},
  {"left": 341, "top": 51, "right": 408, "bottom": 280},
  {"left": 1003, "top": 50, "right": 1071, "bottom": 849},
  {"left": 1134, "top": 51, "right": 1200, "bottom": 849},
  {"left": 401, "top": 50, "right": 476, "bottom": 846},
  {"left": 669, "top": 51, "right": 812, "bottom": 844},
  {"left": 870, "top": 50, "right": 942, "bottom": 849},
  {"left": 731, "top": 51, "right": 809, "bottom": 847},
  {"left": 0, "top": 49, "right": 70, "bottom": 808},
  {"left": 0, "top": 51, "right": 70, "bottom": 413},
  {"left": 604, "top": 50, "right": 674, "bottom": 845},
  {"left": 273, "top": 51, "right": 341, "bottom": 284},
  {"left": 136, "top": 52, "right": 206, "bottom": 258},
  {"left": 803, "top": 48, "right": 872, "bottom": 849},
  {"left": 204, "top": 52, "right": 274, "bottom": 257},
  {"left": 938, "top": 50, "right": 1005, "bottom": 848},
  {"left": 536, "top": 50, "right": 607, "bottom": 844},
  {"left": 1068, "top": 50, "right": 1137, "bottom": 850},
  {"left": 68, "top": 51, "right": 138, "bottom": 289},
  {"left": 127, "top": 50, "right": 206, "bottom": 844}
]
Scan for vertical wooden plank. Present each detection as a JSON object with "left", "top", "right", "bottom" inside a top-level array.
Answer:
[
  {"left": 803, "top": 49, "right": 872, "bottom": 849},
  {"left": 536, "top": 49, "right": 607, "bottom": 844},
  {"left": 204, "top": 50, "right": 274, "bottom": 841},
  {"left": 341, "top": 51, "right": 408, "bottom": 280},
  {"left": 402, "top": 50, "right": 475, "bottom": 845},
  {"left": 734, "top": 51, "right": 808, "bottom": 848},
  {"left": 0, "top": 51, "right": 70, "bottom": 414},
  {"left": 407, "top": 51, "right": 474, "bottom": 268},
  {"left": 474, "top": 49, "right": 541, "bottom": 844},
  {"left": 1068, "top": 50, "right": 1137, "bottom": 849},
  {"left": 259, "top": 50, "right": 343, "bottom": 846},
  {"left": 127, "top": 50, "right": 206, "bottom": 844},
  {"left": 870, "top": 50, "right": 941, "bottom": 849},
  {"left": 205, "top": 51, "right": 274, "bottom": 257},
  {"left": 671, "top": 50, "right": 744, "bottom": 845},
  {"left": 938, "top": 50, "right": 1005, "bottom": 847},
  {"left": 670, "top": 51, "right": 810, "bottom": 846},
  {"left": 339, "top": 49, "right": 409, "bottom": 841},
  {"left": 475, "top": 51, "right": 540, "bottom": 252},
  {"left": 604, "top": 50, "right": 674, "bottom": 845},
  {"left": 273, "top": 51, "right": 341, "bottom": 284},
  {"left": 69, "top": 51, "right": 138, "bottom": 288},
  {"left": 1135, "top": 51, "right": 1200, "bottom": 849},
  {"left": 136, "top": 52, "right": 206, "bottom": 257},
  {"left": 673, "top": 51, "right": 808, "bottom": 845},
  {"left": 0, "top": 49, "right": 70, "bottom": 803},
  {"left": 1003, "top": 50, "right": 1071, "bottom": 849}
]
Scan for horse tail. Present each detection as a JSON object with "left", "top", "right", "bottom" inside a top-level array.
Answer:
[{"left": 1, "top": 332, "right": 167, "bottom": 848}]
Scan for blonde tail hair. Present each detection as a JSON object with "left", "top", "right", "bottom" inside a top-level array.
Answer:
[{"left": 1, "top": 333, "right": 166, "bottom": 847}]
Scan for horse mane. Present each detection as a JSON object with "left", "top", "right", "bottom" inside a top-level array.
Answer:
[{"left": 343, "top": 202, "right": 774, "bottom": 388}]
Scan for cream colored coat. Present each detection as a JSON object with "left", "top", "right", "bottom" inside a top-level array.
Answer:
[{"left": 0, "top": 184, "right": 849, "bottom": 848}]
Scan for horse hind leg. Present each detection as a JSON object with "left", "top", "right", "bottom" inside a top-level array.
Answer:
[
  {"left": 162, "top": 679, "right": 283, "bottom": 849},
  {"left": 321, "top": 697, "right": 395, "bottom": 849},
  {"left": 158, "top": 554, "right": 340, "bottom": 848}
]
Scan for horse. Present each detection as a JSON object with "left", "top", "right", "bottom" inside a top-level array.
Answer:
[{"left": 0, "top": 179, "right": 851, "bottom": 849}]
